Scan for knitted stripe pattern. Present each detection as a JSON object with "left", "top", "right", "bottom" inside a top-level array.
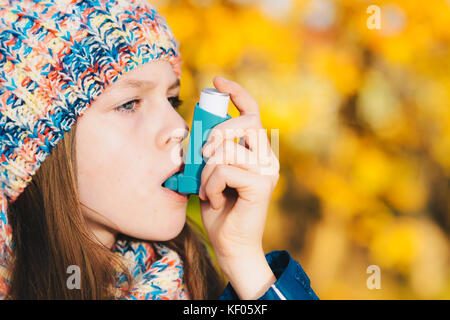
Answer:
[
  {"left": 112, "top": 240, "right": 190, "bottom": 300},
  {"left": 0, "top": 0, "right": 187, "bottom": 299}
]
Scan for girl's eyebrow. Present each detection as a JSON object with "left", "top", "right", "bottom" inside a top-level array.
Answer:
[
  {"left": 168, "top": 79, "right": 181, "bottom": 90},
  {"left": 116, "top": 78, "right": 180, "bottom": 90}
]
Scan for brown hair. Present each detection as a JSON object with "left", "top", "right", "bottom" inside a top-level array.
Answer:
[{"left": 6, "top": 124, "right": 225, "bottom": 299}]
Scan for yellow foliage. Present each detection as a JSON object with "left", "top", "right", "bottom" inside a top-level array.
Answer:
[
  {"left": 370, "top": 218, "right": 420, "bottom": 273},
  {"left": 159, "top": 0, "right": 450, "bottom": 299}
]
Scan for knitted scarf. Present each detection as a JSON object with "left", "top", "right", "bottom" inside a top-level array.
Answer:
[
  {"left": 0, "top": 197, "right": 191, "bottom": 300},
  {"left": 0, "top": 0, "right": 187, "bottom": 299},
  {"left": 112, "top": 239, "right": 190, "bottom": 300}
]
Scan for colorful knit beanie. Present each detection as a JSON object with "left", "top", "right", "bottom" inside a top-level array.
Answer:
[{"left": 0, "top": 0, "right": 189, "bottom": 299}]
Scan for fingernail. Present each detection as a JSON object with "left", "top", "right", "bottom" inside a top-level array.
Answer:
[
  {"left": 210, "top": 195, "right": 224, "bottom": 210},
  {"left": 202, "top": 142, "right": 209, "bottom": 153},
  {"left": 199, "top": 187, "right": 205, "bottom": 200},
  {"left": 203, "top": 144, "right": 212, "bottom": 157}
]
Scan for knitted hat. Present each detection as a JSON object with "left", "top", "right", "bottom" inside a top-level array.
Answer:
[{"left": 0, "top": 0, "right": 183, "bottom": 297}]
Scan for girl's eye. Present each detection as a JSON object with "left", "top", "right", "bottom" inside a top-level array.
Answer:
[
  {"left": 168, "top": 96, "right": 184, "bottom": 109},
  {"left": 114, "top": 96, "right": 183, "bottom": 114},
  {"left": 115, "top": 99, "right": 140, "bottom": 114}
]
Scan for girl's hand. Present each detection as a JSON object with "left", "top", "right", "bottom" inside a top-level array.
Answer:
[{"left": 198, "top": 77, "right": 280, "bottom": 298}]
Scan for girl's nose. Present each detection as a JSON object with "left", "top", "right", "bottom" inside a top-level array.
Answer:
[{"left": 156, "top": 109, "right": 189, "bottom": 150}]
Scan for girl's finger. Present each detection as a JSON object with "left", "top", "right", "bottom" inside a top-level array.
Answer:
[
  {"left": 213, "top": 77, "right": 260, "bottom": 116},
  {"left": 199, "top": 140, "right": 271, "bottom": 200},
  {"left": 202, "top": 114, "right": 267, "bottom": 155},
  {"left": 203, "top": 165, "right": 270, "bottom": 210},
  {"left": 206, "top": 139, "right": 272, "bottom": 167}
]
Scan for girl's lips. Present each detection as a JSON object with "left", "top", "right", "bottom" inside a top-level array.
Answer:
[
  {"left": 160, "top": 185, "right": 189, "bottom": 202},
  {"left": 160, "top": 162, "right": 185, "bottom": 186}
]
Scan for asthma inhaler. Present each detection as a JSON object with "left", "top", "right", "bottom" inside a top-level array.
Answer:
[{"left": 163, "top": 88, "right": 232, "bottom": 195}]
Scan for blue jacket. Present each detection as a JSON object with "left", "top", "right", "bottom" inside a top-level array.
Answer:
[{"left": 219, "top": 250, "right": 319, "bottom": 300}]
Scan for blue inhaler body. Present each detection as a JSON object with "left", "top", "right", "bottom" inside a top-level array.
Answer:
[{"left": 163, "top": 88, "right": 231, "bottom": 195}]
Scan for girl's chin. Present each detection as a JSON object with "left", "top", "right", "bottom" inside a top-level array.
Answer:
[
  {"left": 152, "top": 210, "right": 187, "bottom": 241},
  {"left": 150, "top": 224, "right": 186, "bottom": 242},
  {"left": 127, "top": 218, "right": 186, "bottom": 242}
]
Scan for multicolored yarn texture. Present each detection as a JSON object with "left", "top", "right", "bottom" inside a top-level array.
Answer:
[
  {"left": 0, "top": 0, "right": 187, "bottom": 299},
  {"left": 112, "top": 239, "right": 190, "bottom": 300}
]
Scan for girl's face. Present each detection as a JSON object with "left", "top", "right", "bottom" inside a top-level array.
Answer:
[{"left": 75, "top": 60, "right": 190, "bottom": 248}]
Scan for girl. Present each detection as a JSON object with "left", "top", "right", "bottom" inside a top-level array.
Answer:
[{"left": 0, "top": 0, "right": 319, "bottom": 300}]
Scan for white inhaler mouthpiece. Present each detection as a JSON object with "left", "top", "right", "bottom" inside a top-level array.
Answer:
[{"left": 198, "top": 88, "right": 230, "bottom": 118}]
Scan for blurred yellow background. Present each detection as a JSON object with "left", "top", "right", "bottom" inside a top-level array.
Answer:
[{"left": 154, "top": 0, "right": 450, "bottom": 299}]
